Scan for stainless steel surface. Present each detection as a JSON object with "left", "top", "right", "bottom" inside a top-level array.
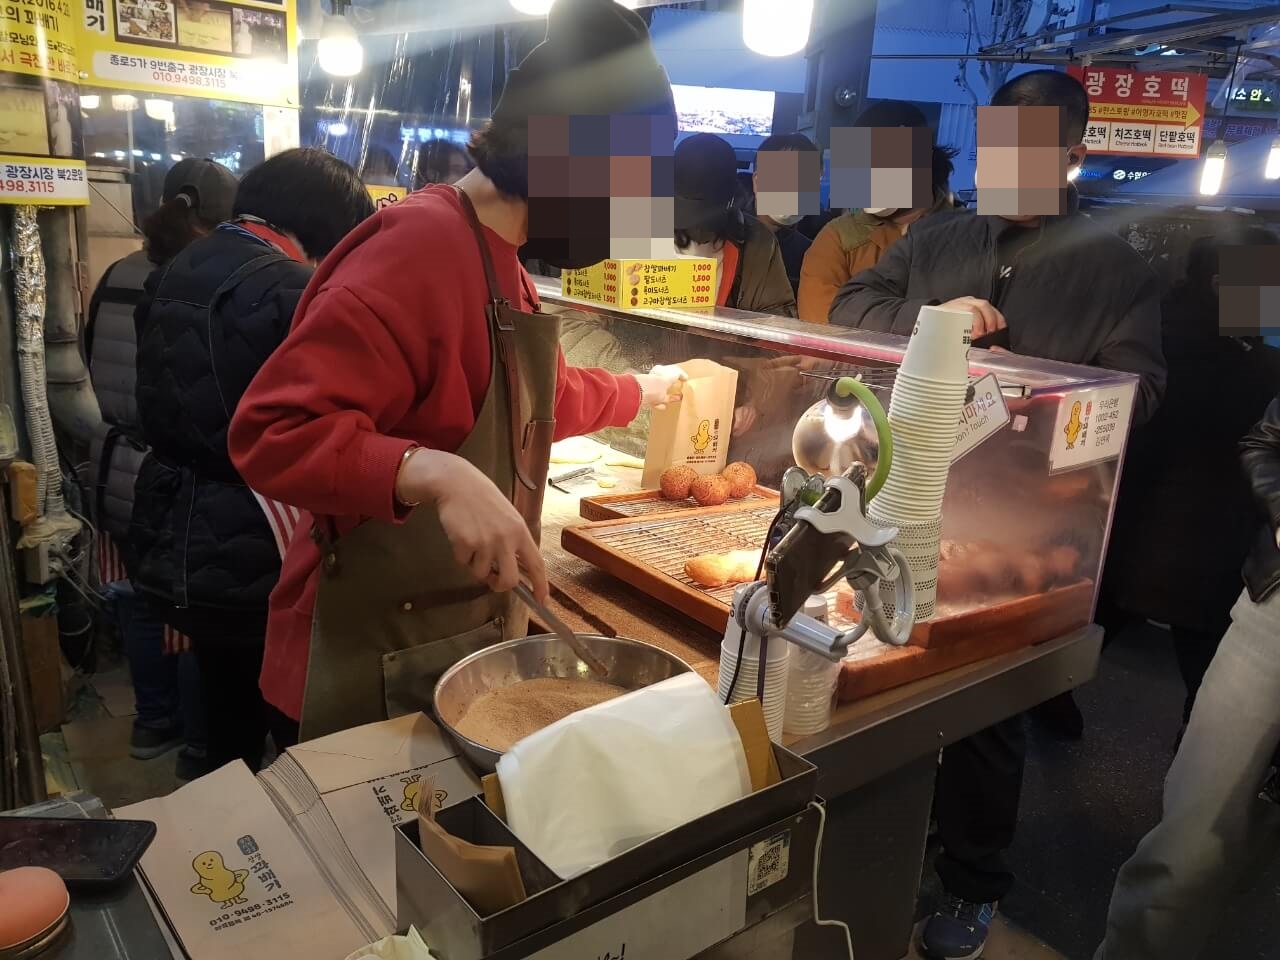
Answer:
[
  {"left": 512, "top": 582, "right": 609, "bottom": 679},
  {"left": 433, "top": 633, "right": 693, "bottom": 772}
]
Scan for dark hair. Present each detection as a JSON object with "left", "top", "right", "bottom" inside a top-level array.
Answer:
[
  {"left": 142, "top": 198, "right": 211, "bottom": 265},
  {"left": 991, "top": 69, "right": 1091, "bottom": 146},
  {"left": 232, "top": 147, "right": 374, "bottom": 260},
  {"left": 854, "top": 100, "right": 928, "bottom": 129},
  {"left": 416, "top": 139, "right": 472, "bottom": 188},
  {"left": 1186, "top": 224, "right": 1279, "bottom": 290},
  {"left": 468, "top": 120, "right": 529, "bottom": 200},
  {"left": 756, "top": 132, "right": 818, "bottom": 154},
  {"left": 932, "top": 144, "right": 958, "bottom": 197}
]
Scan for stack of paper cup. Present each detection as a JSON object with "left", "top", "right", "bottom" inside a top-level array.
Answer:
[
  {"left": 784, "top": 647, "right": 839, "bottom": 736},
  {"left": 718, "top": 628, "right": 789, "bottom": 742},
  {"left": 866, "top": 304, "right": 972, "bottom": 622}
]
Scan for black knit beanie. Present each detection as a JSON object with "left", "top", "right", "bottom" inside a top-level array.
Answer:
[{"left": 493, "top": 0, "right": 675, "bottom": 124}]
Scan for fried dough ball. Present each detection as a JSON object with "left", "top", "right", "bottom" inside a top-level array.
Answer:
[
  {"left": 690, "top": 474, "right": 731, "bottom": 507},
  {"left": 1044, "top": 545, "right": 1082, "bottom": 584},
  {"left": 659, "top": 465, "right": 698, "bottom": 500},
  {"left": 721, "top": 462, "right": 758, "bottom": 499}
]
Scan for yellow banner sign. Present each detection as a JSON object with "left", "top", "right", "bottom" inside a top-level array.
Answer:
[
  {"left": 0, "top": 0, "right": 79, "bottom": 83},
  {"left": 366, "top": 183, "right": 407, "bottom": 210},
  {"left": 1090, "top": 100, "right": 1201, "bottom": 127},
  {"left": 0, "top": 154, "right": 88, "bottom": 204},
  {"left": 563, "top": 258, "right": 719, "bottom": 311},
  {"left": 78, "top": 0, "right": 299, "bottom": 107}
]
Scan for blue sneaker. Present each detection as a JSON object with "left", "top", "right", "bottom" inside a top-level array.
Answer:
[{"left": 920, "top": 895, "right": 997, "bottom": 959}]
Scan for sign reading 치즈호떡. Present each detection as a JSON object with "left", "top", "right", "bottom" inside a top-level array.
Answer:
[
  {"left": 1068, "top": 66, "right": 1208, "bottom": 159},
  {"left": 79, "top": 0, "right": 299, "bottom": 108}
]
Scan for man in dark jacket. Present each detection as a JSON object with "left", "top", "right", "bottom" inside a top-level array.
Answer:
[
  {"left": 132, "top": 147, "right": 373, "bottom": 770},
  {"left": 1104, "top": 226, "right": 1280, "bottom": 726},
  {"left": 1097, "top": 394, "right": 1280, "bottom": 960},
  {"left": 830, "top": 70, "right": 1165, "bottom": 960}
]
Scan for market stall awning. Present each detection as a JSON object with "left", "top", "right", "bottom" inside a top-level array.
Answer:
[{"left": 1101, "top": 133, "right": 1280, "bottom": 210}]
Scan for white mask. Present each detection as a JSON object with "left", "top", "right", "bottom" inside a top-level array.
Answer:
[{"left": 862, "top": 207, "right": 899, "bottom": 218}]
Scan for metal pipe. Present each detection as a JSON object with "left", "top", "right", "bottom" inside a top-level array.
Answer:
[{"left": 40, "top": 206, "right": 102, "bottom": 448}]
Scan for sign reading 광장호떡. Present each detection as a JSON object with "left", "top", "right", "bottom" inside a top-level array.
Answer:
[
  {"left": 79, "top": 0, "right": 299, "bottom": 107},
  {"left": 1068, "top": 66, "right": 1208, "bottom": 159}
]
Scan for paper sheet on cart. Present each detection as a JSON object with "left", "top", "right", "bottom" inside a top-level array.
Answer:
[
  {"left": 497, "top": 673, "right": 752, "bottom": 878},
  {"left": 278, "top": 714, "right": 482, "bottom": 911},
  {"left": 119, "top": 762, "right": 367, "bottom": 959}
]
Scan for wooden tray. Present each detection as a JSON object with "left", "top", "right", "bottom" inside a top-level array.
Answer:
[
  {"left": 561, "top": 504, "right": 780, "bottom": 629},
  {"left": 579, "top": 485, "right": 779, "bottom": 522}
]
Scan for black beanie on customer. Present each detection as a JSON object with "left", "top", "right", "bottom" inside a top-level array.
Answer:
[{"left": 493, "top": 0, "right": 675, "bottom": 124}]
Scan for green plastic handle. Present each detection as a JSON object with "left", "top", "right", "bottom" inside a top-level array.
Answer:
[{"left": 834, "top": 376, "right": 892, "bottom": 501}]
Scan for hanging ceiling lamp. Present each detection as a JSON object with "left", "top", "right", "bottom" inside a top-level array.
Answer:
[
  {"left": 509, "top": 0, "right": 554, "bottom": 14},
  {"left": 318, "top": 3, "right": 363, "bottom": 78},
  {"left": 1265, "top": 135, "right": 1280, "bottom": 181},
  {"left": 1201, "top": 45, "right": 1239, "bottom": 197},
  {"left": 743, "top": 0, "right": 813, "bottom": 57}
]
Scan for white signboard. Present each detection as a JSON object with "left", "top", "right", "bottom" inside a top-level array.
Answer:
[
  {"left": 1048, "top": 385, "right": 1135, "bottom": 473},
  {"left": 953, "top": 373, "right": 1011, "bottom": 463}
]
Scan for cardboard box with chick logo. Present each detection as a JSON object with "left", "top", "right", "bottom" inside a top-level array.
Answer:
[{"left": 562, "top": 258, "right": 718, "bottom": 311}]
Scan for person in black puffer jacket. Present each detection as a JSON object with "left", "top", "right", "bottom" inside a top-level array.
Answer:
[{"left": 132, "top": 147, "right": 374, "bottom": 770}]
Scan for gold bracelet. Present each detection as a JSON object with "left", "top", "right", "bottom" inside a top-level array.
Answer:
[{"left": 395, "top": 445, "right": 421, "bottom": 508}]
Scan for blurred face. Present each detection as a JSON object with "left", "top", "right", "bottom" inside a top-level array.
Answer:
[
  {"left": 754, "top": 149, "right": 820, "bottom": 224},
  {"left": 442, "top": 153, "right": 470, "bottom": 185},
  {"left": 830, "top": 125, "right": 932, "bottom": 213},
  {"left": 525, "top": 113, "right": 676, "bottom": 269},
  {"left": 976, "top": 105, "right": 1085, "bottom": 220}
]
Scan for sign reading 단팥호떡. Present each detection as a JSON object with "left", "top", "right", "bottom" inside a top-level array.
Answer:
[{"left": 79, "top": 0, "right": 299, "bottom": 108}]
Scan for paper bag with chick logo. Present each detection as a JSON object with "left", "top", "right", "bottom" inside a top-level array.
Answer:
[{"left": 642, "top": 359, "right": 738, "bottom": 487}]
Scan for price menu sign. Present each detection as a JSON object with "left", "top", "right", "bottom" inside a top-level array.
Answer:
[{"left": 1068, "top": 66, "right": 1208, "bottom": 159}]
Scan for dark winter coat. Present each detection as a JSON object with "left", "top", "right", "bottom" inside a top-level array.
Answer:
[
  {"left": 1105, "top": 289, "right": 1280, "bottom": 629},
  {"left": 1242, "top": 395, "right": 1280, "bottom": 604},
  {"left": 828, "top": 196, "right": 1166, "bottom": 425},
  {"left": 131, "top": 227, "right": 313, "bottom": 612}
]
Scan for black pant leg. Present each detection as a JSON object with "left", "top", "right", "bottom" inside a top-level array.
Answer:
[
  {"left": 177, "top": 611, "right": 270, "bottom": 773},
  {"left": 934, "top": 714, "right": 1027, "bottom": 904},
  {"left": 1170, "top": 623, "right": 1227, "bottom": 724},
  {"left": 265, "top": 703, "right": 300, "bottom": 752}
]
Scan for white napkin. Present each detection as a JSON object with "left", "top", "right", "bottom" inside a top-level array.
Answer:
[
  {"left": 344, "top": 926, "right": 435, "bottom": 960},
  {"left": 497, "top": 673, "right": 751, "bottom": 878}
]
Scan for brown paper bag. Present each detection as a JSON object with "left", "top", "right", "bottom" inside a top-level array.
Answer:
[
  {"left": 641, "top": 358, "right": 739, "bottom": 487},
  {"left": 415, "top": 786, "right": 527, "bottom": 917}
]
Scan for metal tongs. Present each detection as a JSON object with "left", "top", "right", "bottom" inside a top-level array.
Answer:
[{"left": 512, "top": 581, "right": 611, "bottom": 680}]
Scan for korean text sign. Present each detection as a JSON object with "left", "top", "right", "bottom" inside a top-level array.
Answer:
[
  {"left": 80, "top": 0, "right": 299, "bottom": 108},
  {"left": 1068, "top": 66, "right": 1207, "bottom": 159}
]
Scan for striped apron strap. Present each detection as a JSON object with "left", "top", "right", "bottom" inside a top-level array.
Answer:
[{"left": 251, "top": 491, "right": 303, "bottom": 560}]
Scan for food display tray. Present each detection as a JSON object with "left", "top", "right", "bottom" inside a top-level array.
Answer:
[
  {"left": 578, "top": 485, "right": 779, "bottom": 522},
  {"left": 561, "top": 508, "right": 1096, "bottom": 702}
]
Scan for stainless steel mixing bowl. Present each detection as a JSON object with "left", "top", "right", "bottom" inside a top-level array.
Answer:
[{"left": 433, "top": 634, "right": 692, "bottom": 772}]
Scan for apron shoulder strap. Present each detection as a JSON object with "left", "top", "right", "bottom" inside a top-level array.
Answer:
[{"left": 451, "top": 185, "right": 538, "bottom": 492}]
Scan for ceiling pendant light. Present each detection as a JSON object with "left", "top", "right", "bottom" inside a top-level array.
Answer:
[
  {"left": 318, "top": 10, "right": 363, "bottom": 77},
  {"left": 1265, "top": 135, "right": 1280, "bottom": 181},
  {"left": 743, "top": 0, "right": 813, "bottom": 57},
  {"left": 1199, "top": 138, "right": 1227, "bottom": 195},
  {"left": 509, "top": 0, "right": 554, "bottom": 14}
]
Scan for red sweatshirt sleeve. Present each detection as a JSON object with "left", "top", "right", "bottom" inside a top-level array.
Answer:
[
  {"left": 553, "top": 354, "right": 641, "bottom": 441},
  {"left": 230, "top": 285, "right": 417, "bottom": 523}
]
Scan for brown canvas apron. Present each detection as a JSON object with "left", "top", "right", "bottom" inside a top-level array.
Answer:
[{"left": 298, "top": 188, "right": 560, "bottom": 741}]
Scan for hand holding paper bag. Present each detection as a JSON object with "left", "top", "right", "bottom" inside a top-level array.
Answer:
[{"left": 641, "top": 359, "right": 739, "bottom": 486}]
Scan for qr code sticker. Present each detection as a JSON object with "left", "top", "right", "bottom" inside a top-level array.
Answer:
[{"left": 747, "top": 831, "right": 791, "bottom": 896}]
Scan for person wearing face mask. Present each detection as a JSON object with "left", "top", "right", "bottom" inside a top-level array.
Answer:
[
  {"left": 799, "top": 135, "right": 958, "bottom": 323},
  {"left": 132, "top": 148, "right": 375, "bottom": 770},
  {"left": 228, "top": 0, "right": 686, "bottom": 742},
  {"left": 414, "top": 138, "right": 472, "bottom": 189},
  {"left": 830, "top": 70, "right": 1165, "bottom": 960},
  {"left": 751, "top": 132, "right": 818, "bottom": 296},
  {"left": 674, "top": 132, "right": 797, "bottom": 317}
]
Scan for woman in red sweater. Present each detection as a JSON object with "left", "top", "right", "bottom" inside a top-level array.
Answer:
[{"left": 229, "top": 0, "right": 681, "bottom": 739}]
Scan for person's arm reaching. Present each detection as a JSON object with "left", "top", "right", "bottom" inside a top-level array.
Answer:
[
  {"left": 1094, "top": 270, "right": 1167, "bottom": 427},
  {"left": 828, "top": 232, "right": 931, "bottom": 333},
  {"left": 1241, "top": 395, "right": 1280, "bottom": 546}
]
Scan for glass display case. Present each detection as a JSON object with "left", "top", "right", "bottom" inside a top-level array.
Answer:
[{"left": 538, "top": 276, "right": 1139, "bottom": 678}]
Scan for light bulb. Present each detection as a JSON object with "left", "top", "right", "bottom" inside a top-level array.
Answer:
[
  {"left": 509, "top": 0, "right": 554, "bottom": 14},
  {"left": 144, "top": 98, "right": 173, "bottom": 122},
  {"left": 1198, "top": 138, "right": 1227, "bottom": 196},
  {"left": 318, "top": 16, "right": 363, "bottom": 77},
  {"left": 111, "top": 94, "right": 138, "bottom": 111},
  {"left": 1066, "top": 164, "right": 1081, "bottom": 182},
  {"left": 80, "top": 94, "right": 100, "bottom": 110},
  {"left": 1266, "top": 136, "right": 1280, "bottom": 181},
  {"left": 326, "top": 120, "right": 349, "bottom": 137},
  {"left": 743, "top": 0, "right": 813, "bottom": 57}
]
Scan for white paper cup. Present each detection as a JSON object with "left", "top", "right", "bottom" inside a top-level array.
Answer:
[{"left": 900, "top": 304, "right": 973, "bottom": 382}]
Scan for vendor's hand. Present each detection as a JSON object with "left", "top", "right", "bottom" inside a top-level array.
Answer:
[
  {"left": 939, "top": 297, "right": 1006, "bottom": 338},
  {"left": 635, "top": 364, "right": 688, "bottom": 410},
  {"left": 396, "top": 449, "right": 548, "bottom": 601},
  {"left": 162, "top": 629, "right": 191, "bottom": 655},
  {"left": 733, "top": 405, "right": 759, "bottom": 436}
]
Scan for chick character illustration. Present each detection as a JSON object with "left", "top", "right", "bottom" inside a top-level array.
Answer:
[
  {"left": 190, "top": 850, "right": 250, "bottom": 907},
  {"left": 1063, "top": 401, "right": 1083, "bottom": 450},
  {"left": 401, "top": 778, "right": 421, "bottom": 813},
  {"left": 691, "top": 419, "right": 713, "bottom": 453}
]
